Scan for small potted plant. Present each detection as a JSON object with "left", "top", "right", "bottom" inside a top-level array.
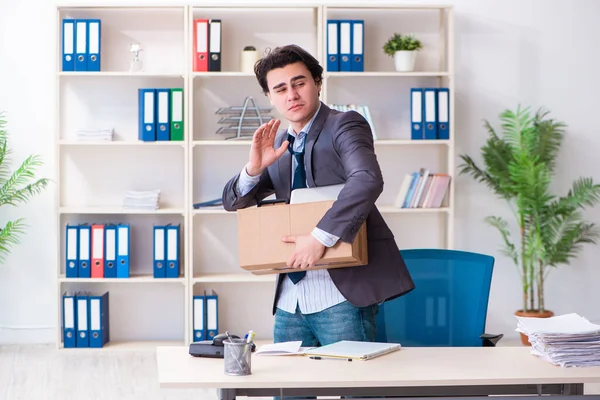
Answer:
[{"left": 383, "top": 33, "right": 423, "bottom": 72}]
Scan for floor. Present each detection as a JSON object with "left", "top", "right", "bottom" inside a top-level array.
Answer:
[{"left": 1, "top": 343, "right": 599, "bottom": 400}]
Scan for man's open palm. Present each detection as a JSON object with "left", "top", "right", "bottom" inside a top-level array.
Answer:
[{"left": 246, "top": 119, "right": 288, "bottom": 177}]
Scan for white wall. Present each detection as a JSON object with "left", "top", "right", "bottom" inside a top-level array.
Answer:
[{"left": 1, "top": 0, "right": 599, "bottom": 344}]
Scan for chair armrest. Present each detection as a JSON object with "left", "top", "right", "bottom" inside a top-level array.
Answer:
[{"left": 480, "top": 333, "right": 504, "bottom": 347}]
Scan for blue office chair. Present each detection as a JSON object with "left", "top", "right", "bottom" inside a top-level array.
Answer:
[{"left": 376, "top": 249, "right": 503, "bottom": 347}]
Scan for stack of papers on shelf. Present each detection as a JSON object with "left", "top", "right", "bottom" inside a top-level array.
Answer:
[
  {"left": 123, "top": 189, "right": 160, "bottom": 210},
  {"left": 75, "top": 128, "right": 114, "bottom": 141},
  {"left": 516, "top": 313, "right": 600, "bottom": 367}
]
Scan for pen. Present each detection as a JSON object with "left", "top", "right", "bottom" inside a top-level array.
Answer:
[
  {"left": 309, "top": 356, "right": 353, "bottom": 362},
  {"left": 243, "top": 330, "right": 255, "bottom": 357}
]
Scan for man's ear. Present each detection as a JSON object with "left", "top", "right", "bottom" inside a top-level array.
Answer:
[{"left": 266, "top": 92, "right": 274, "bottom": 106}]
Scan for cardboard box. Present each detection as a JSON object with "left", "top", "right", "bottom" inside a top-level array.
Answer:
[{"left": 237, "top": 200, "right": 368, "bottom": 275}]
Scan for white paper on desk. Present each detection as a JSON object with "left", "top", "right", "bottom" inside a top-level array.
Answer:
[
  {"left": 255, "top": 341, "right": 307, "bottom": 356},
  {"left": 515, "top": 313, "right": 600, "bottom": 335}
]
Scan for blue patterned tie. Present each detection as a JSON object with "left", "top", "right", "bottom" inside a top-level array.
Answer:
[{"left": 287, "top": 134, "right": 307, "bottom": 284}]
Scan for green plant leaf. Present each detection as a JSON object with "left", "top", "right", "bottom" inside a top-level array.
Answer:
[
  {"left": 0, "top": 219, "right": 26, "bottom": 264},
  {"left": 383, "top": 33, "right": 423, "bottom": 56},
  {"left": 0, "top": 111, "right": 49, "bottom": 264}
]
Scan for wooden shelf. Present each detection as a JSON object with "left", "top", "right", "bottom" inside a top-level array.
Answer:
[
  {"left": 59, "top": 207, "right": 185, "bottom": 215},
  {"left": 325, "top": 71, "right": 450, "bottom": 78},
  {"left": 192, "top": 72, "right": 255, "bottom": 77},
  {"left": 57, "top": 71, "right": 184, "bottom": 78},
  {"left": 59, "top": 274, "right": 186, "bottom": 284},
  {"left": 192, "top": 207, "right": 230, "bottom": 215},
  {"left": 193, "top": 273, "right": 276, "bottom": 283},
  {"left": 59, "top": 340, "right": 185, "bottom": 351},
  {"left": 59, "top": 140, "right": 185, "bottom": 147},
  {"left": 192, "top": 140, "right": 252, "bottom": 146}
]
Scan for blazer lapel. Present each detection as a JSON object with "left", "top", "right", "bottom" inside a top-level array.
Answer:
[{"left": 304, "top": 102, "right": 330, "bottom": 187}]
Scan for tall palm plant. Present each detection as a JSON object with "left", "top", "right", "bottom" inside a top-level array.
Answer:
[
  {"left": 459, "top": 106, "right": 600, "bottom": 314},
  {"left": 0, "top": 112, "right": 49, "bottom": 263}
]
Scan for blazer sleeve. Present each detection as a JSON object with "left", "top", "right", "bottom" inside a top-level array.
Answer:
[
  {"left": 222, "top": 167, "right": 275, "bottom": 211},
  {"left": 315, "top": 111, "right": 383, "bottom": 243}
]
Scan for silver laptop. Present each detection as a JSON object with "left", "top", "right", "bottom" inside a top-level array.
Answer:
[{"left": 290, "top": 184, "right": 345, "bottom": 204}]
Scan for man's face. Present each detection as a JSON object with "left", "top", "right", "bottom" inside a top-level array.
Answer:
[{"left": 265, "top": 61, "right": 321, "bottom": 132}]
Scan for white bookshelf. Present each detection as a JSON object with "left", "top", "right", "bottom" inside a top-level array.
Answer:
[
  {"left": 55, "top": 3, "right": 454, "bottom": 350},
  {"left": 55, "top": 5, "right": 190, "bottom": 350}
]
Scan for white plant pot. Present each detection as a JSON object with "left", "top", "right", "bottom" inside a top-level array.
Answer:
[{"left": 393, "top": 51, "right": 417, "bottom": 72}]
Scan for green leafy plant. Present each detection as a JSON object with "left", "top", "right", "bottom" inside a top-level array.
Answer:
[
  {"left": 383, "top": 33, "right": 423, "bottom": 56},
  {"left": 0, "top": 112, "right": 49, "bottom": 263},
  {"left": 458, "top": 106, "right": 600, "bottom": 314}
]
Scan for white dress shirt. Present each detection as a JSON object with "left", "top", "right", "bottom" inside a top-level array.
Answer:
[{"left": 236, "top": 104, "right": 347, "bottom": 314}]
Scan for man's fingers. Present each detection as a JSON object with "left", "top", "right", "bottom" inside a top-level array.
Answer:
[
  {"left": 253, "top": 122, "right": 269, "bottom": 141},
  {"left": 281, "top": 235, "right": 296, "bottom": 243},
  {"left": 275, "top": 140, "right": 289, "bottom": 158},
  {"left": 287, "top": 256, "right": 295, "bottom": 269},
  {"left": 270, "top": 119, "right": 281, "bottom": 136}
]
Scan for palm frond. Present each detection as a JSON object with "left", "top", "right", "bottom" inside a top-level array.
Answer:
[
  {"left": 485, "top": 216, "right": 519, "bottom": 267},
  {"left": 499, "top": 105, "right": 536, "bottom": 155},
  {"left": 0, "top": 219, "right": 26, "bottom": 263},
  {"left": 0, "top": 111, "right": 49, "bottom": 264},
  {"left": 0, "top": 155, "right": 48, "bottom": 206},
  {"left": 533, "top": 108, "right": 566, "bottom": 173},
  {"left": 0, "top": 112, "right": 12, "bottom": 181}
]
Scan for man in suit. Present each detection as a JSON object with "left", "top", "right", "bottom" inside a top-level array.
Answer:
[{"left": 222, "top": 44, "right": 414, "bottom": 347}]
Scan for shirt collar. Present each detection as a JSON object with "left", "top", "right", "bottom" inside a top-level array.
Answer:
[{"left": 287, "top": 102, "right": 322, "bottom": 138}]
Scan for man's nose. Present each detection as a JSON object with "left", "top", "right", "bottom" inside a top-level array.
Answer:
[{"left": 288, "top": 87, "right": 299, "bottom": 100}]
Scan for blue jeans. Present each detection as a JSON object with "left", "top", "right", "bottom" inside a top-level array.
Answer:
[
  {"left": 274, "top": 300, "right": 379, "bottom": 347},
  {"left": 273, "top": 301, "right": 379, "bottom": 400}
]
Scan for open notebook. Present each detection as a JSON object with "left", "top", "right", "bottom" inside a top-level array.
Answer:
[{"left": 303, "top": 341, "right": 401, "bottom": 360}]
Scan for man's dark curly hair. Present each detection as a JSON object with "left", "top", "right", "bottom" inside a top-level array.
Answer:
[{"left": 254, "top": 44, "right": 323, "bottom": 95}]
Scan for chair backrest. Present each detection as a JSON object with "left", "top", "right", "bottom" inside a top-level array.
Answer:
[{"left": 375, "top": 249, "right": 495, "bottom": 347}]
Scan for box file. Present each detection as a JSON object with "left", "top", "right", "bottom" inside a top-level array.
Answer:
[
  {"left": 116, "top": 224, "right": 130, "bottom": 278},
  {"left": 62, "top": 293, "right": 76, "bottom": 348},
  {"left": 89, "top": 292, "right": 110, "bottom": 348},
  {"left": 153, "top": 225, "right": 166, "bottom": 278},
  {"left": 170, "top": 88, "right": 184, "bottom": 141},
  {"left": 156, "top": 89, "right": 171, "bottom": 141},
  {"left": 165, "top": 224, "right": 180, "bottom": 278},
  {"left": 62, "top": 19, "right": 75, "bottom": 71},
  {"left": 104, "top": 224, "right": 117, "bottom": 278}
]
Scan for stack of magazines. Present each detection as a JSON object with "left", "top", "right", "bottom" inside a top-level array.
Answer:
[
  {"left": 516, "top": 313, "right": 600, "bottom": 367},
  {"left": 123, "top": 189, "right": 160, "bottom": 210}
]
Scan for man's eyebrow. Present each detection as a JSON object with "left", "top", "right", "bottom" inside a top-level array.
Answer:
[{"left": 271, "top": 75, "right": 307, "bottom": 91}]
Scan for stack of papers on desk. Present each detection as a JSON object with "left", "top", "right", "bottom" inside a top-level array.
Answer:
[
  {"left": 516, "top": 313, "right": 600, "bottom": 367},
  {"left": 255, "top": 341, "right": 308, "bottom": 356},
  {"left": 123, "top": 189, "right": 161, "bottom": 210}
]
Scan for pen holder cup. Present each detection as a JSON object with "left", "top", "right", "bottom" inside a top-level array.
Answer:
[{"left": 224, "top": 339, "right": 253, "bottom": 376}]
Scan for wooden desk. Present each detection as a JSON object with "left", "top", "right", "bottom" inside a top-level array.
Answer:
[{"left": 157, "top": 345, "right": 600, "bottom": 399}]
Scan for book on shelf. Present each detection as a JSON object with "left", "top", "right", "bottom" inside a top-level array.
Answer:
[
  {"left": 328, "top": 103, "right": 377, "bottom": 140},
  {"left": 394, "top": 168, "right": 450, "bottom": 208}
]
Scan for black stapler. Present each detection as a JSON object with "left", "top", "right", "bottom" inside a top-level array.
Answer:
[{"left": 189, "top": 333, "right": 256, "bottom": 358}]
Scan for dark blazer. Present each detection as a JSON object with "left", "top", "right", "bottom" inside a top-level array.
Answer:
[{"left": 222, "top": 103, "right": 415, "bottom": 314}]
